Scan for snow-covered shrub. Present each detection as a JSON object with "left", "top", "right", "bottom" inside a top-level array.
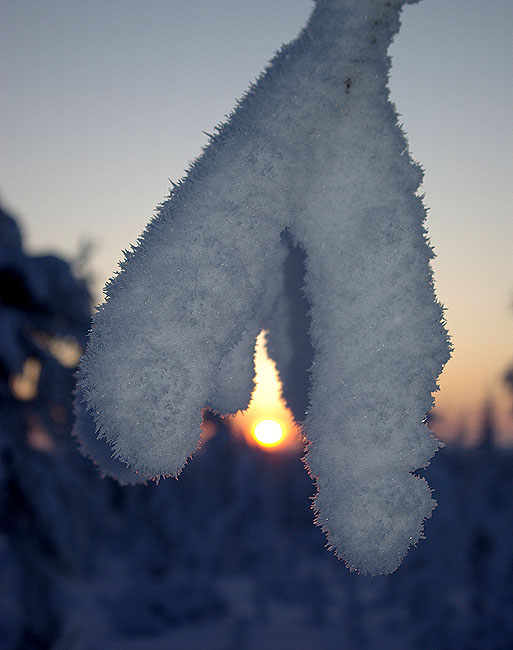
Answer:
[{"left": 76, "top": 0, "right": 450, "bottom": 574}]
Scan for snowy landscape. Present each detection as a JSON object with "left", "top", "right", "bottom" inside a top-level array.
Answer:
[
  {"left": 1, "top": 0, "right": 512, "bottom": 647},
  {"left": 1, "top": 200, "right": 513, "bottom": 650}
]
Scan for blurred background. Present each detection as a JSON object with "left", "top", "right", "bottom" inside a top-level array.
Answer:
[{"left": 1, "top": 0, "right": 512, "bottom": 648}]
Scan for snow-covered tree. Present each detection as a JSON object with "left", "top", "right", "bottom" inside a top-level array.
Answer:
[
  {"left": 0, "top": 200, "right": 96, "bottom": 646},
  {"left": 76, "top": 0, "right": 450, "bottom": 574}
]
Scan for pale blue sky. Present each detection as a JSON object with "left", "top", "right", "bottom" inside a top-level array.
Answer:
[{"left": 1, "top": 0, "right": 512, "bottom": 439}]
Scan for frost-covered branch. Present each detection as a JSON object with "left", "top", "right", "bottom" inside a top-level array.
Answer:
[{"left": 75, "top": 0, "right": 450, "bottom": 574}]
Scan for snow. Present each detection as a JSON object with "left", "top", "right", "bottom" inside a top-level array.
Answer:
[{"left": 76, "top": 0, "right": 450, "bottom": 574}]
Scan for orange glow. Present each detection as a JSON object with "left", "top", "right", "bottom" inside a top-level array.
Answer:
[
  {"left": 9, "top": 357, "right": 41, "bottom": 401},
  {"left": 200, "top": 417, "right": 218, "bottom": 444},
  {"left": 230, "top": 330, "right": 300, "bottom": 451},
  {"left": 32, "top": 332, "right": 82, "bottom": 368},
  {"left": 27, "top": 417, "right": 54, "bottom": 453}
]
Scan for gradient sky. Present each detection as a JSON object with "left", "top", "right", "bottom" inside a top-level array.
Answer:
[{"left": 1, "top": 0, "right": 512, "bottom": 441}]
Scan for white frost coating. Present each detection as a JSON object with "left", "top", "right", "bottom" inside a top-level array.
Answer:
[
  {"left": 76, "top": 0, "right": 451, "bottom": 573},
  {"left": 73, "top": 384, "right": 148, "bottom": 485}
]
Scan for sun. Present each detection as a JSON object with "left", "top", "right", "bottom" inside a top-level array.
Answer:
[
  {"left": 252, "top": 418, "right": 285, "bottom": 447},
  {"left": 229, "top": 330, "right": 300, "bottom": 451}
]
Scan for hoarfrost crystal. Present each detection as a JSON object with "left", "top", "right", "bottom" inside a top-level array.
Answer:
[{"left": 75, "top": 0, "right": 450, "bottom": 574}]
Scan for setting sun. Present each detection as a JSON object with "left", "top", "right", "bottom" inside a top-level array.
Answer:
[
  {"left": 252, "top": 419, "right": 285, "bottom": 447},
  {"left": 230, "top": 330, "right": 300, "bottom": 452}
]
